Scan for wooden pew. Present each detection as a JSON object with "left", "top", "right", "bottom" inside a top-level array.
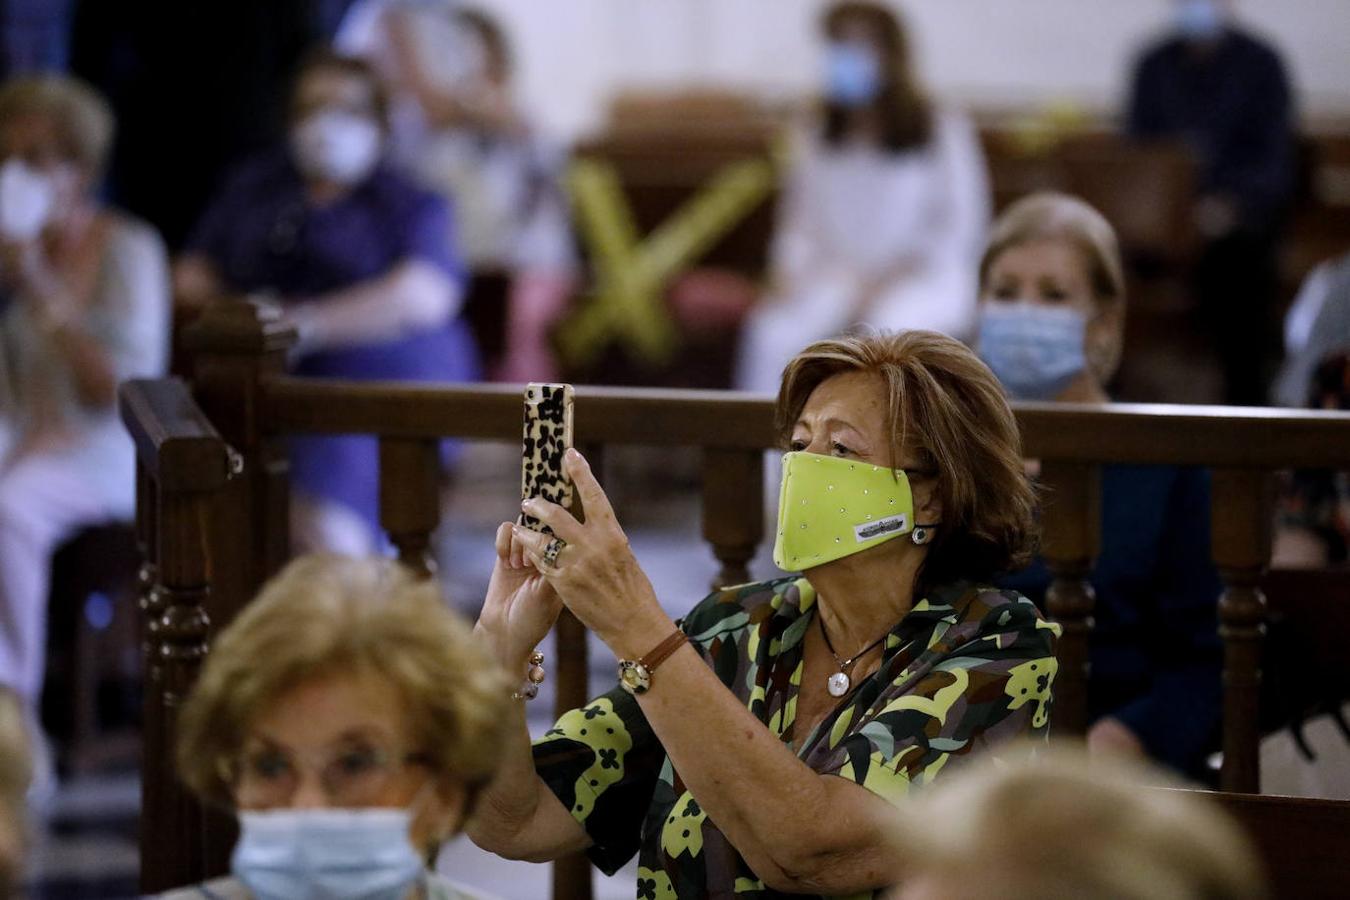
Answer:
[
  {"left": 120, "top": 302, "right": 1350, "bottom": 898},
  {"left": 1209, "top": 791, "right": 1350, "bottom": 899},
  {"left": 563, "top": 125, "right": 779, "bottom": 389}
]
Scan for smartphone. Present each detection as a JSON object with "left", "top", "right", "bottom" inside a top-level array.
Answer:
[{"left": 519, "top": 383, "right": 575, "bottom": 534}]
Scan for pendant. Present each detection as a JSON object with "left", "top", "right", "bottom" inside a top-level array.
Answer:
[{"left": 827, "top": 671, "right": 851, "bottom": 697}]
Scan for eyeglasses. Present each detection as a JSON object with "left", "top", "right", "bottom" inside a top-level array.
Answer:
[{"left": 229, "top": 740, "right": 432, "bottom": 808}]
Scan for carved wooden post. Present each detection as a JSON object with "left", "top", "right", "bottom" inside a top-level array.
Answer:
[
  {"left": 1211, "top": 468, "right": 1271, "bottom": 793},
  {"left": 701, "top": 449, "right": 765, "bottom": 589},
  {"left": 167, "top": 302, "right": 294, "bottom": 885},
  {"left": 147, "top": 487, "right": 215, "bottom": 890},
  {"left": 379, "top": 438, "right": 442, "bottom": 577},
  {"left": 1039, "top": 461, "right": 1100, "bottom": 738},
  {"left": 184, "top": 300, "right": 296, "bottom": 625},
  {"left": 136, "top": 421, "right": 238, "bottom": 892},
  {"left": 134, "top": 460, "right": 168, "bottom": 890},
  {"left": 552, "top": 445, "right": 601, "bottom": 900}
]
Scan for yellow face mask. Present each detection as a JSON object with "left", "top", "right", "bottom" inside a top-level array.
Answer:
[{"left": 772, "top": 451, "right": 934, "bottom": 572}]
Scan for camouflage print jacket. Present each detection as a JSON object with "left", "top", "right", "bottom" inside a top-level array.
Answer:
[{"left": 533, "top": 576, "right": 1060, "bottom": 900}]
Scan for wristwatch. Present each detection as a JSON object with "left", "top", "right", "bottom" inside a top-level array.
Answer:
[{"left": 617, "top": 630, "right": 689, "bottom": 695}]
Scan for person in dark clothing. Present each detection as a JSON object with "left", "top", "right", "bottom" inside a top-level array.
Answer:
[
  {"left": 1126, "top": 0, "right": 1296, "bottom": 406},
  {"left": 977, "top": 193, "right": 1223, "bottom": 779},
  {"left": 0, "top": 0, "right": 74, "bottom": 78},
  {"left": 68, "top": 0, "right": 356, "bottom": 249}
]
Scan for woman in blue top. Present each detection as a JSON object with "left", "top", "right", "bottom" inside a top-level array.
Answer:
[
  {"left": 977, "top": 192, "right": 1224, "bottom": 779},
  {"left": 175, "top": 49, "right": 476, "bottom": 554}
]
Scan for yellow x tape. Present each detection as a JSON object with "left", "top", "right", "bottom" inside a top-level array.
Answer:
[{"left": 557, "top": 153, "right": 777, "bottom": 367}]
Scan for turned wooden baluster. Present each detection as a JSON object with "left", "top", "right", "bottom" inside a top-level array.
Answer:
[
  {"left": 136, "top": 462, "right": 163, "bottom": 683},
  {"left": 142, "top": 483, "right": 217, "bottom": 891},
  {"left": 701, "top": 449, "right": 765, "bottom": 590},
  {"left": 379, "top": 437, "right": 442, "bottom": 577},
  {"left": 134, "top": 461, "right": 169, "bottom": 891},
  {"left": 1039, "top": 461, "right": 1101, "bottom": 738},
  {"left": 1211, "top": 468, "right": 1271, "bottom": 793},
  {"left": 551, "top": 444, "right": 602, "bottom": 900}
]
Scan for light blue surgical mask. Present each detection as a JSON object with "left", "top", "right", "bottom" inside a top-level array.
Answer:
[
  {"left": 1176, "top": 0, "right": 1224, "bottom": 42},
  {"left": 824, "top": 41, "right": 881, "bottom": 107},
  {"left": 232, "top": 807, "right": 424, "bottom": 900},
  {"left": 978, "top": 302, "right": 1089, "bottom": 401}
]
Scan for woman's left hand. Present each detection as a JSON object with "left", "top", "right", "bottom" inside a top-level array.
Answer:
[{"left": 512, "top": 448, "right": 672, "bottom": 658}]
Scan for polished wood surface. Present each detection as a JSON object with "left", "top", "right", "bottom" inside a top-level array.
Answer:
[
  {"left": 1208, "top": 790, "right": 1350, "bottom": 899},
  {"left": 1039, "top": 461, "right": 1100, "bottom": 738},
  {"left": 119, "top": 378, "right": 238, "bottom": 892}
]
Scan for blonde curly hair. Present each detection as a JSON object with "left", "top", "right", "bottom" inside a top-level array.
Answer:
[{"left": 176, "top": 555, "right": 509, "bottom": 809}]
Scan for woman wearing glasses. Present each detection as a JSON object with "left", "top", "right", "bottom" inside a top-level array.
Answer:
[{"left": 159, "top": 555, "right": 509, "bottom": 900}]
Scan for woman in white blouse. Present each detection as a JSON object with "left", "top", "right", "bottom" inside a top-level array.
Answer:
[
  {"left": 0, "top": 77, "right": 168, "bottom": 731},
  {"left": 736, "top": 0, "right": 989, "bottom": 393}
]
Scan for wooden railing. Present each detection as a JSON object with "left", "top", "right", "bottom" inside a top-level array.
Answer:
[{"left": 121, "top": 301, "right": 1350, "bottom": 897}]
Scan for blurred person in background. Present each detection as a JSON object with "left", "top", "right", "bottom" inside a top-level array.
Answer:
[
  {"left": 735, "top": 0, "right": 988, "bottom": 394},
  {"left": 980, "top": 193, "right": 1223, "bottom": 780},
  {"left": 1126, "top": 0, "right": 1295, "bottom": 406},
  {"left": 0, "top": 688, "right": 32, "bottom": 897},
  {"left": 174, "top": 50, "right": 477, "bottom": 555},
  {"left": 0, "top": 76, "right": 168, "bottom": 758},
  {"left": 161, "top": 555, "right": 508, "bottom": 900},
  {"left": 1271, "top": 252, "right": 1350, "bottom": 568},
  {"left": 339, "top": 2, "right": 575, "bottom": 382},
  {"left": 884, "top": 747, "right": 1265, "bottom": 900},
  {"left": 68, "top": 0, "right": 342, "bottom": 249}
]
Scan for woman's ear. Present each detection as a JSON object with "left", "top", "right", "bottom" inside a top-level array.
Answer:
[
  {"left": 1085, "top": 298, "right": 1125, "bottom": 385},
  {"left": 412, "top": 780, "right": 468, "bottom": 850},
  {"left": 914, "top": 477, "right": 943, "bottom": 526}
]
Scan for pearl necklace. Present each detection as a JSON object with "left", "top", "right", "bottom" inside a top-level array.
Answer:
[{"left": 818, "top": 614, "right": 891, "bottom": 697}]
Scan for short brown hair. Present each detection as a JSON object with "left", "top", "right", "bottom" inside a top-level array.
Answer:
[
  {"left": 290, "top": 47, "right": 391, "bottom": 132},
  {"left": 980, "top": 191, "right": 1126, "bottom": 306},
  {"left": 0, "top": 75, "right": 114, "bottom": 177},
  {"left": 177, "top": 555, "right": 509, "bottom": 809},
  {"left": 777, "top": 330, "right": 1036, "bottom": 586}
]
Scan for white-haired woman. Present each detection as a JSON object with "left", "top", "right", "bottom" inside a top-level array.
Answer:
[{"left": 0, "top": 75, "right": 168, "bottom": 730}]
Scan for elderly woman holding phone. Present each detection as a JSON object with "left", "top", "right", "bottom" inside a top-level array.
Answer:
[{"left": 469, "top": 330, "right": 1059, "bottom": 898}]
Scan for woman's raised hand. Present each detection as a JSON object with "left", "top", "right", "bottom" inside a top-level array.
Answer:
[
  {"left": 476, "top": 521, "right": 566, "bottom": 672},
  {"left": 511, "top": 449, "right": 669, "bottom": 657}
]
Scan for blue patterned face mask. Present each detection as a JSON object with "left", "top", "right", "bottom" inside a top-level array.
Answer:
[
  {"left": 824, "top": 41, "right": 881, "bottom": 107},
  {"left": 978, "top": 303, "right": 1089, "bottom": 401}
]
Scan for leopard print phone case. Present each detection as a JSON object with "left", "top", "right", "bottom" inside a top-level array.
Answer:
[{"left": 518, "top": 383, "right": 575, "bottom": 534}]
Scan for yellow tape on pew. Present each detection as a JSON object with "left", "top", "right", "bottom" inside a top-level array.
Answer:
[{"left": 558, "top": 153, "right": 776, "bottom": 367}]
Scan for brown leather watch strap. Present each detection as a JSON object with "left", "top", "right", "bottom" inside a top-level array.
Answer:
[{"left": 640, "top": 630, "right": 689, "bottom": 674}]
